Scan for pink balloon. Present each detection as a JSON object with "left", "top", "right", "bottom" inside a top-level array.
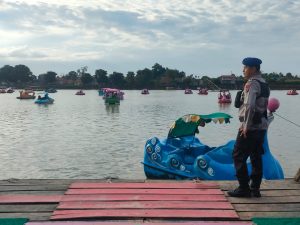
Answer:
[{"left": 268, "top": 98, "right": 280, "bottom": 112}]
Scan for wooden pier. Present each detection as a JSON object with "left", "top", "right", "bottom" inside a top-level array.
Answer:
[{"left": 0, "top": 179, "right": 299, "bottom": 224}]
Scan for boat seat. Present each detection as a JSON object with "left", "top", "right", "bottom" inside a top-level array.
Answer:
[{"left": 206, "top": 140, "right": 235, "bottom": 164}]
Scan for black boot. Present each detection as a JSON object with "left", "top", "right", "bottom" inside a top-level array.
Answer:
[
  {"left": 227, "top": 186, "right": 251, "bottom": 198},
  {"left": 251, "top": 188, "right": 261, "bottom": 198},
  {"left": 250, "top": 180, "right": 261, "bottom": 198}
]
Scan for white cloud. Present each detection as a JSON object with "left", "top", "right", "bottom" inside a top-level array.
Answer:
[
  {"left": 0, "top": 46, "right": 47, "bottom": 58},
  {"left": 0, "top": 0, "right": 299, "bottom": 75}
]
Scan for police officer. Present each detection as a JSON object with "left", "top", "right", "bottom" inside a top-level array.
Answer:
[{"left": 228, "top": 57, "right": 270, "bottom": 198}]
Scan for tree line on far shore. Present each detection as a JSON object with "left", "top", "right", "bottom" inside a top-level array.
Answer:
[{"left": 0, "top": 63, "right": 299, "bottom": 90}]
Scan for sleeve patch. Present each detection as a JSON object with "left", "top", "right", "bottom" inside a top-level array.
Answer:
[{"left": 244, "top": 82, "right": 251, "bottom": 92}]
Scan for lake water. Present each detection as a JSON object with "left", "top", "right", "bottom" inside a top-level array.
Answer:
[{"left": 0, "top": 90, "right": 299, "bottom": 179}]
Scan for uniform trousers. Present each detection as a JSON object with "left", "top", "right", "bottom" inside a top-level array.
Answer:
[{"left": 233, "top": 129, "right": 266, "bottom": 189}]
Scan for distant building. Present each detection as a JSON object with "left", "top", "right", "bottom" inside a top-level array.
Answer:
[
  {"left": 219, "top": 74, "right": 238, "bottom": 89},
  {"left": 220, "top": 74, "right": 236, "bottom": 85}
]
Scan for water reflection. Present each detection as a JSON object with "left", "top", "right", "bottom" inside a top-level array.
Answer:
[
  {"left": 0, "top": 90, "right": 299, "bottom": 179},
  {"left": 105, "top": 105, "right": 120, "bottom": 114},
  {"left": 35, "top": 104, "right": 51, "bottom": 108},
  {"left": 218, "top": 103, "right": 232, "bottom": 112}
]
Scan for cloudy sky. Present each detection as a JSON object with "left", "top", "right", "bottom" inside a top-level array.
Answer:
[{"left": 0, "top": 0, "right": 299, "bottom": 76}]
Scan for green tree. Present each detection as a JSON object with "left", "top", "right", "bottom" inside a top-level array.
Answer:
[
  {"left": 201, "top": 76, "right": 212, "bottom": 86},
  {"left": 152, "top": 63, "right": 166, "bottom": 79},
  {"left": 135, "top": 68, "right": 153, "bottom": 88},
  {"left": 81, "top": 73, "right": 94, "bottom": 85},
  {"left": 211, "top": 77, "right": 221, "bottom": 86},
  {"left": 0, "top": 65, "right": 33, "bottom": 83},
  {"left": 160, "top": 68, "right": 184, "bottom": 88},
  {"left": 77, "top": 66, "right": 88, "bottom": 77},
  {"left": 44, "top": 71, "right": 57, "bottom": 83},
  {"left": 108, "top": 72, "right": 126, "bottom": 88},
  {"left": 13, "top": 64, "right": 33, "bottom": 82},
  {"left": 65, "top": 71, "right": 78, "bottom": 80},
  {"left": 95, "top": 69, "right": 108, "bottom": 86},
  {"left": 0, "top": 65, "right": 14, "bottom": 82},
  {"left": 182, "top": 75, "right": 193, "bottom": 88},
  {"left": 125, "top": 71, "right": 135, "bottom": 89},
  {"left": 176, "top": 71, "right": 186, "bottom": 88},
  {"left": 286, "top": 72, "right": 293, "bottom": 79}
]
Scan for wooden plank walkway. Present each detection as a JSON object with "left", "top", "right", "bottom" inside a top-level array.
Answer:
[
  {"left": 219, "top": 179, "right": 300, "bottom": 220},
  {"left": 69, "top": 183, "right": 218, "bottom": 189},
  {"left": 57, "top": 201, "right": 233, "bottom": 209},
  {"left": 0, "top": 179, "right": 298, "bottom": 222},
  {"left": 65, "top": 188, "right": 223, "bottom": 195},
  {"left": 60, "top": 194, "right": 227, "bottom": 201},
  {"left": 0, "top": 195, "right": 62, "bottom": 203},
  {"left": 27, "top": 222, "right": 252, "bottom": 225},
  {"left": 52, "top": 209, "right": 239, "bottom": 220},
  {"left": 51, "top": 182, "right": 238, "bottom": 220}
]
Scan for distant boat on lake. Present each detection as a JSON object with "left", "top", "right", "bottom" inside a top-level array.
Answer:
[
  {"left": 184, "top": 89, "right": 193, "bottom": 94},
  {"left": 141, "top": 89, "right": 149, "bottom": 95}
]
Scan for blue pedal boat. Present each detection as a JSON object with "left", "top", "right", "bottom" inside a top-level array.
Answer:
[
  {"left": 34, "top": 93, "right": 54, "bottom": 104},
  {"left": 142, "top": 113, "right": 284, "bottom": 180}
]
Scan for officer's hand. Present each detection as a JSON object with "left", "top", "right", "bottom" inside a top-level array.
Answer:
[{"left": 240, "top": 127, "right": 248, "bottom": 138}]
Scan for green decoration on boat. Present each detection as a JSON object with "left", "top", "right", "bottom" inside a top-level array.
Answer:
[{"left": 168, "top": 112, "right": 232, "bottom": 138}]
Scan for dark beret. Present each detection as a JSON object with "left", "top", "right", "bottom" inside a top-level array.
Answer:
[{"left": 242, "top": 57, "right": 262, "bottom": 67}]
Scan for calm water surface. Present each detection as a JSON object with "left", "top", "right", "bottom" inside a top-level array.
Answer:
[{"left": 0, "top": 90, "right": 299, "bottom": 179}]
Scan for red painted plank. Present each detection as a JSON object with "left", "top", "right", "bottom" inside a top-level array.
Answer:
[
  {"left": 27, "top": 222, "right": 252, "bottom": 225},
  {"left": 70, "top": 182, "right": 218, "bottom": 189},
  {"left": 58, "top": 200, "right": 233, "bottom": 209},
  {"left": 61, "top": 194, "right": 226, "bottom": 202},
  {"left": 66, "top": 188, "right": 223, "bottom": 195},
  {"left": 51, "top": 209, "right": 239, "bottom": 219},
  {"left": 0, "top": 195, "right": 62, "bottom": 203}
]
